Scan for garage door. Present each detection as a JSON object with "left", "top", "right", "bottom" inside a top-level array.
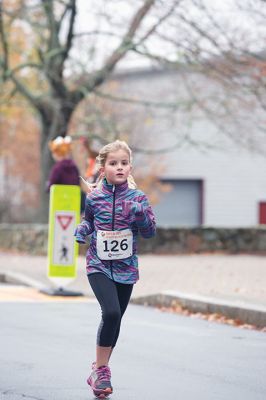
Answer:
[{"left": 153, "top": 179, "right": 203, "bottom": 227}]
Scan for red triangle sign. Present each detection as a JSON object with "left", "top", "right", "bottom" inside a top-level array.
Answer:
[{"left": 57, "top": 215, "right": 73, "bottom": 230}]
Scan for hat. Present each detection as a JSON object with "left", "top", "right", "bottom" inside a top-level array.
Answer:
[{"left": 49, "top": 136, "right": 72, "bottom": 157}]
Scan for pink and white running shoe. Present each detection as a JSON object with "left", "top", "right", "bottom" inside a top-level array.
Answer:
[{"left": 87, "top": 364, "right": 113, "bottom": 399}]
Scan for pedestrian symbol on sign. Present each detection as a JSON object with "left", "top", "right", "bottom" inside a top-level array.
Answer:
[
  {"left": 60, "top": 243, "right": 69, "bottom": 261},
  {"left": 52, "top": 212, "right": 75, "bottom": 266}
]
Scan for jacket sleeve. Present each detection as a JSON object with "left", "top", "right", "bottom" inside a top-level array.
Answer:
[
  {"left": 122, "top": 194, "right": 156, "bottom": 239},
  {"left": 74, "top": 197, "right": 94, "bottom": 243}
]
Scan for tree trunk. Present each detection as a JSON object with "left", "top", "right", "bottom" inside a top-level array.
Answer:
[
  {"left": 37, "top": 102, "right": 74, "bottom": 222},
  {"left": 39, "top": 130, "right": 53, "bottom": 222}
]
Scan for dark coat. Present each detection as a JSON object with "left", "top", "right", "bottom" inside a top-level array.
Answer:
[{"left": 46, "top": 159, "right": 80, "bottom": 191}]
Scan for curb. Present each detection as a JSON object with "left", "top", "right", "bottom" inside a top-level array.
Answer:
[
  {"left": 131, "top": 290, "right": 266, "bottom": 328},
  {"left": 0, "top": 271, "right": 46, "bottom": 290},
  {"left": 0, "top": 271, "right": 88, "bottom": 298},
  {"left": 1, "top": 272, "right": 266, "bottom": 328}
]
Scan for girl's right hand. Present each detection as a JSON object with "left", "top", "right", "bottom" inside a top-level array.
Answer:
[{"left": 74, "top": 221, "right": 91, "bottom": 244}]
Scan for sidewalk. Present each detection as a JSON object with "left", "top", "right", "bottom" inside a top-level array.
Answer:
[{"left": 0, "top": 251, "right": 266, "bottom": 326}]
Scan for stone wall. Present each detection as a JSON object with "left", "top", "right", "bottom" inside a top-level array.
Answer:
[
  {"left": 1, "top": 224, "right": 266, "bottom": 255},
  {"left": 0, "top": 224, "right": 48, "bottom": 255}
]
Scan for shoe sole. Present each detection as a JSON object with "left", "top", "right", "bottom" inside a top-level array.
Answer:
[
  {"left": 87, "top": 378, "right": 113, "bottom": 398},
  {"left": 94, "top": 392, "right": 112, "bottom": 399},
  {"left": 93, "top": 388, "right": 112, "bottom": 399}
]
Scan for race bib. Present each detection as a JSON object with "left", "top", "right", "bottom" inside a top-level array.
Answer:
[{"left": 96, "top": 229, "right": 133, "bottom": 260}]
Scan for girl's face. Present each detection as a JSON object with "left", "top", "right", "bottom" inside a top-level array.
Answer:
[{"left": 101, "top": 149, "right": 132, "bottom": 185}]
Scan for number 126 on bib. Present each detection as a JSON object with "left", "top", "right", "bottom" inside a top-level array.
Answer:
[{"left": 96, "top": 229, "right": 133, "bottom": 260}]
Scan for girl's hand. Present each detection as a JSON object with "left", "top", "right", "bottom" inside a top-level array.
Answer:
[
  {"left": 74, "top": 221, "right": 90, "bottom": 244},
  {"left": 121, "top": 200, "right": 143, "bottom": 219}
]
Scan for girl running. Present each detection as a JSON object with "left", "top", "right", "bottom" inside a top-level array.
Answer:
[{"left": 75, "top": 140, "right": 156, "bottom": 398}]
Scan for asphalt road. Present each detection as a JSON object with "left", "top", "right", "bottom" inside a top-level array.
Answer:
[{"left": 0, "top": 300, "right": 265, "bottom": 400}]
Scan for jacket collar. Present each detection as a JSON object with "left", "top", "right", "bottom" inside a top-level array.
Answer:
[{"left": 102, "top": 178, "right": 129, "bottom": 195}]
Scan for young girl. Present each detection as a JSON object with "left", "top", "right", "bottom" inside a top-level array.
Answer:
[{"left": 75, "top": 140, "right": 156, "bottom": 398}]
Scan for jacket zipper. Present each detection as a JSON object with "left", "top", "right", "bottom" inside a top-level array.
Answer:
[
  {"left": 112, "top": 184, "right": 116, "bottom": 230},
  {"left": 110, "top": 184, "right": 116, "bottom": 280}
]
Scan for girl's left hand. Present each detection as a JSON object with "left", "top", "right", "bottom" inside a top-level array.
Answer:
[{"left": 121, "top": 200, "right": 143, "bottom": 219}]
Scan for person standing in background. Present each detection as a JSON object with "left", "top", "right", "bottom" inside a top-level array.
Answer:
[{"left": 47, "top": 136, "right": 85, "bottom": 212}]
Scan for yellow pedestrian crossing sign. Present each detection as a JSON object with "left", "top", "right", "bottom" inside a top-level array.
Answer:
[{"left": 47, "top": 185, "right": 80, "bottom": 285}]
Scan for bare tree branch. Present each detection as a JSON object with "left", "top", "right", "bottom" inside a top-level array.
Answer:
[
  {"left": 73, "top": 30, "right": 120, "bottom": 39},
  {"left": 60, "top": 0, "right": 76, "bottom": 63},
  {"left": 136, "top": 0, "right": 182, "bottom": 46},
  {"left": 74, "top": 0, "right": 156, "bottom": 99},
  {"left": 93, "top": 87, "right": 193, "bottom": 110}
]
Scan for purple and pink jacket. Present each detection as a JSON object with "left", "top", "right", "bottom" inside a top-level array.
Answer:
[{"left": 74, "top": 178, "right": 156, "bottom": 284}]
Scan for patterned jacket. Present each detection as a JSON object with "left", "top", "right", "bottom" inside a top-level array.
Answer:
[{"left": 74, "top": 178, "right": 156, "bottom": 284}]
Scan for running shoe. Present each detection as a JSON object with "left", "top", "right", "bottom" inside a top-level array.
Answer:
[{"left": 87, "top": 365, "right": 113, "bottom": 398}]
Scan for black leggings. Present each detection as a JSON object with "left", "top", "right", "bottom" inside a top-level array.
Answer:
[{"left": 88, "top": 273, "right": 133, "bottom": 347}]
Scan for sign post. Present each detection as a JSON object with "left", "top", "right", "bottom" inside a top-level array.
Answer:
[{"left": 41, "top": 184, "right": 83, "bottom": 296}]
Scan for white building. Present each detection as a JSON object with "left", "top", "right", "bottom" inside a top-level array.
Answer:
[{"left": 107, "top": 68, "right": 266, "bottom": 228}]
